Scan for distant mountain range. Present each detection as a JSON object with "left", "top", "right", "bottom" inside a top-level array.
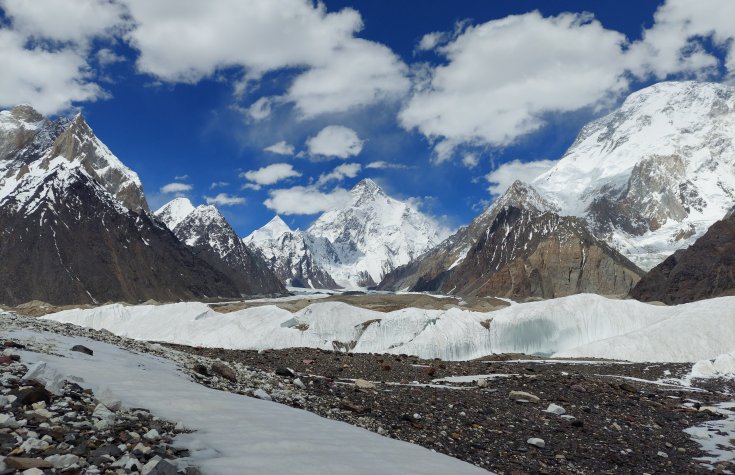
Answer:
[
  {"left": 0, "top": 105, "right": 284, "bottom": 305},
  {"left": 1, "top": 79, "right": 733, "bottom": 305}
]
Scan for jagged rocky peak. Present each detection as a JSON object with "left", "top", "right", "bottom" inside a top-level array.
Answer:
[
  {"left": 154, "top": 197, "right": 195, "bottom": 230},
  {"left": 351, "top": 177, "right": 385, "bottom": 200},
  {"left": 532, "top": 80, "right": 735, "bottom": 269},
  {"left": 491, "top": 180, "right": 557, "bottom": 214},
  {"left": 0, "top": 105, "right": 148, "bottom": 213}
]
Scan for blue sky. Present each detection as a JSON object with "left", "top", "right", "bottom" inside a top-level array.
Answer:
[{"left": 1, "top": 0, "right": 733, "bottom": 235}]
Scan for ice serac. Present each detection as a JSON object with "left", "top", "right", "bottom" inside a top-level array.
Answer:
[
  {"left": 380, "top": 181, "right": 642, "bottom": 298},
  {"left": 631, "top": 210, "right": 735, "bottom": 304},
  {"left": 0, "top": 105, "right": 261, "bottom": 305},
  {"left": 307, "top": 178, "right": 450, "bottom": 288},
  {"left": 532, "top": 81, "right": 735, "bottom": 270},
  {"left": 244, "top": 216, "right": 340, "bottom": 290},
  {"left": 158, "top": 204, "right": 286, "bottom": 296}
]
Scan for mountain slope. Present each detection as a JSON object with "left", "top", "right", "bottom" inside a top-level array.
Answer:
[
  {"left": 0, "top": 105, "right": 265, "bottom": 305},
  {"left": 0, "top": 167, "right": 240, "bottom": 305},
  {"left": 532, "top": 81, "right": 735, "bottom": 269},
  {"left": 378, "top": 181, "right": 557, "bottom": 291},
  {"left": 379, "top": 181, "right": 643, "bottom": 299},
  {"left": 244, "top": 216, "right": 340, "bottom": 289},
  {"left": 631, "top": 211, "right": 735, "bottom": 304},
  {"left": 158, "top": 202, "right": 286, "bottom": 295},
  {"left": 307, "top": 179, "right": 450, "bottom": 287},
  {"left": 440, "top": 206, "right": 643, "bottom": 299}
]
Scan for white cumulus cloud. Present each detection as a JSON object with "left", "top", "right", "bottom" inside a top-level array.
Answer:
[
  {"left": 241, "top": 163, "right": 301, "bottom": 190},
  {"left": 485, "top": 159, "right": 558, "bottom": 196},
  {"left": 306, "top": 125, "right": 363, "bottom": 159},
  {"left": 263, "top": 141, "right": 295, "bottom": 156},
  {"left": 205, "top": 193, "right": 246, "bottom": 206},
  {"left": 316, "top": 163, "right": 362, "bottom": 186},
  {"left": 264, "top": 186, "right": 351, "bottom": 215},
  {"left": 160, "top": 182, "right": 193, "bottom": 194}
]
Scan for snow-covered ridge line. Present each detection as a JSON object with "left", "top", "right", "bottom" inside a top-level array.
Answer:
[{"left": 44, "top": 294, "right": 735, "bottom": 363}]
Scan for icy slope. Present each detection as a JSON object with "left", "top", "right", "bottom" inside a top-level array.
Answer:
[
  {"left": 11, "top": 330, "right": 488, "bottom": 475},
  {"left": 45, "top": 294, "right": 735, "bottom": 362},
  {"left": 244, "top": 216, "right": 340, "bottom": 289},
  {"left": 307, "top": 179, "right": 450, "bottom": 287},
  {"left": 155, "top": 197, "right": 195, "bottom": 230},
  {"left": 533, "top": 81, "right": 735, "bottom": 269}
]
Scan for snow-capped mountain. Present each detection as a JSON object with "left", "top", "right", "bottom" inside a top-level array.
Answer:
[
  {"left": 0, "top": 107, "right": 246, "bottom": 305},
  {"left": 0, "top": 105, "right": 279, "bottom": 305},
  {"left": 306, "top": 179, "right": 451, "bottom": 287},
  {"left": 379, "top": 180, "right": 642, "bottom": 298},
  {"left": 0, "top": 105, "right": 147, "bottom": 213},
  {"left": 533, "top": 81, "right": 735, "bottom": 269},
  {"left": 155, "top": 196, "right": 195, "bottom": 230},
  {"left": 631, "top": 210, "right": 735, "bottom": 304},
  {"left": 244, "top": 216, "right": 340, "bottom": 289},
  {"left": 155, "top": 199, "right": 285, "bottom": 296}
]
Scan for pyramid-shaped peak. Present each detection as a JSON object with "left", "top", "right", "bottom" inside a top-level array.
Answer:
[
  {"left": 351, "top": 178, "right": 385, "bottom": 202},
  {"left": 154, "top": 197, "right": 195, "bottom": 230},
  {"left": 266, "top": 215, "right": 292, "bottom": 232}
]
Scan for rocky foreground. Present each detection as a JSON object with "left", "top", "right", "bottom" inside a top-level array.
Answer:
[{"left": 1, "top": 311, "right": 733, "bottom": 474}]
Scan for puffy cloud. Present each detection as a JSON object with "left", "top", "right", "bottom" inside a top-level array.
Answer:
[
  {"left": 306, "top": 125, "right": 363, "bottom": 159},
  {"left": 263, "top": 141, "right": 295, "bottom": 156},
  {"left": 0, "top": 0, "right": 127, "bottom": 45},
  {"left": 365, "top": 161, "right": 409, "bottom": 170},
  {"left": 628, "top": 0, "right": 735, "bottom": 79},
  {"left": 248, "top": 97, "right": 274, "bottom": 121},
  {"left": 485, "top": 159, "right": 557, "bottom": 196},
  {"left": 461, "top": 153, "right": 479, "bottom": 168},
  {"left": 0, "top": 29, "right": 104, "bottom": 114},
  {"left": 96, "top": 48, "right": 126, "bottom": 66},
  {"left": 316, "top": 163, "right": 362, "bottom": 186},
  {"left": 417, "top": 32, "right": 446, "bottom": 51},
  {"left": 286, "top": 39, "right": 409, "bottom": 117},
  {"left": 400, "top": 11, "right": 631, "bottom": 161},
  {"left": 122, "top": 0, "right": 408, "bottom": 116},
  {"left": 264, "top": 186, "right": 351, "bottom": 215},
  {"left": 160, "top": 182, "right": 192, "bottom": 194},
  {"left": 205, "top": 193, "right": 246, "bottom": 206},
  {"left": 241, "top": 163, "right": 301, "bottom": 189}
]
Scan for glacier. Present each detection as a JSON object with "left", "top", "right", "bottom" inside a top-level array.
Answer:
[{"left": 44, "top": 294, "right": 735, "bottom": 363}]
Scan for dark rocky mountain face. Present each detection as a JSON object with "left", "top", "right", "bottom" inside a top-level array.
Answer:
[
  {"left": 631, "top": 212, "right": 735, "bottom": 304},
  {"left": 378, "top": 181, "right": 557, "bottom": 292},
  {"left": 380, "top": 182, "right": 643, "bottom": 299},
  {"left": 0, "top": 105, "right": 283, "bottom": 305},
  {"left": 169, "top": 206, "right": 286, "bottom": 296},
  {"left": 0, "top": 169, "right": 241, "bottom": 305},
  {"left": 439, "top": 206, "right": 644, "bottom": 299}
]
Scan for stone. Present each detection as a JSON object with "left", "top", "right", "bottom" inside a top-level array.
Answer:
[
  {"left": 22, "top": 469, "right": 45, "bottom": 475},
  {"left": 0, "top": 413, "right": 20, "bottom": 428},
  {"left": 211, "top": 362, "right": 237, "bottom": 382},
  {"left": 4, "top": 457, "right": 54, "bottom": 470},
  {"left": 144, "top": 428, "right": 160, "bottom": 441},
  {"left": 294, "top": 378, "right": 306, "bottom": 390},
  {"left": 527, "top": 438, "right": 546, "bottom": 448},
  {"left": 275, "top": 367, "right": 296, "bottom": 378},
  {"left": 619, "top": 382, "right": 638, "bottom": 393},
  {"left": 354, "top": 379, "right": 376, "bottom": 390},
  {"left": 14, "top": 384, "right": 52, "bottom": 406},
  {"left": 92, "top": 403, "right": 116, "bottom": 423},
  {"left": 98, "top": 388, "right": 122, "bottom": 411},
  {"left": 509, "top": 390, "right": 540, "bottom": 403},
  {"left": 340, "top": 400, "right": 370, "bottom": 414},
  {"left": 45, "top": 453, "right": 80, "bottom": 469},
  {"left": 192, "top": 364, "right": 209, "bottom": 376},
  {"left": 253, "top": 389, "right": 272, "bottom": 401},
  {"left": 544, "top": 403, "right": 566, "bottom": 415},
  {"left": 477, "top": 378, "right": 488, "bottom": 388},
  {"left": 70, "top": 344, "right": 94, "bottom": 356},
  {"left": 21, "top": 362, "right": 47, "bottom": 383}
]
